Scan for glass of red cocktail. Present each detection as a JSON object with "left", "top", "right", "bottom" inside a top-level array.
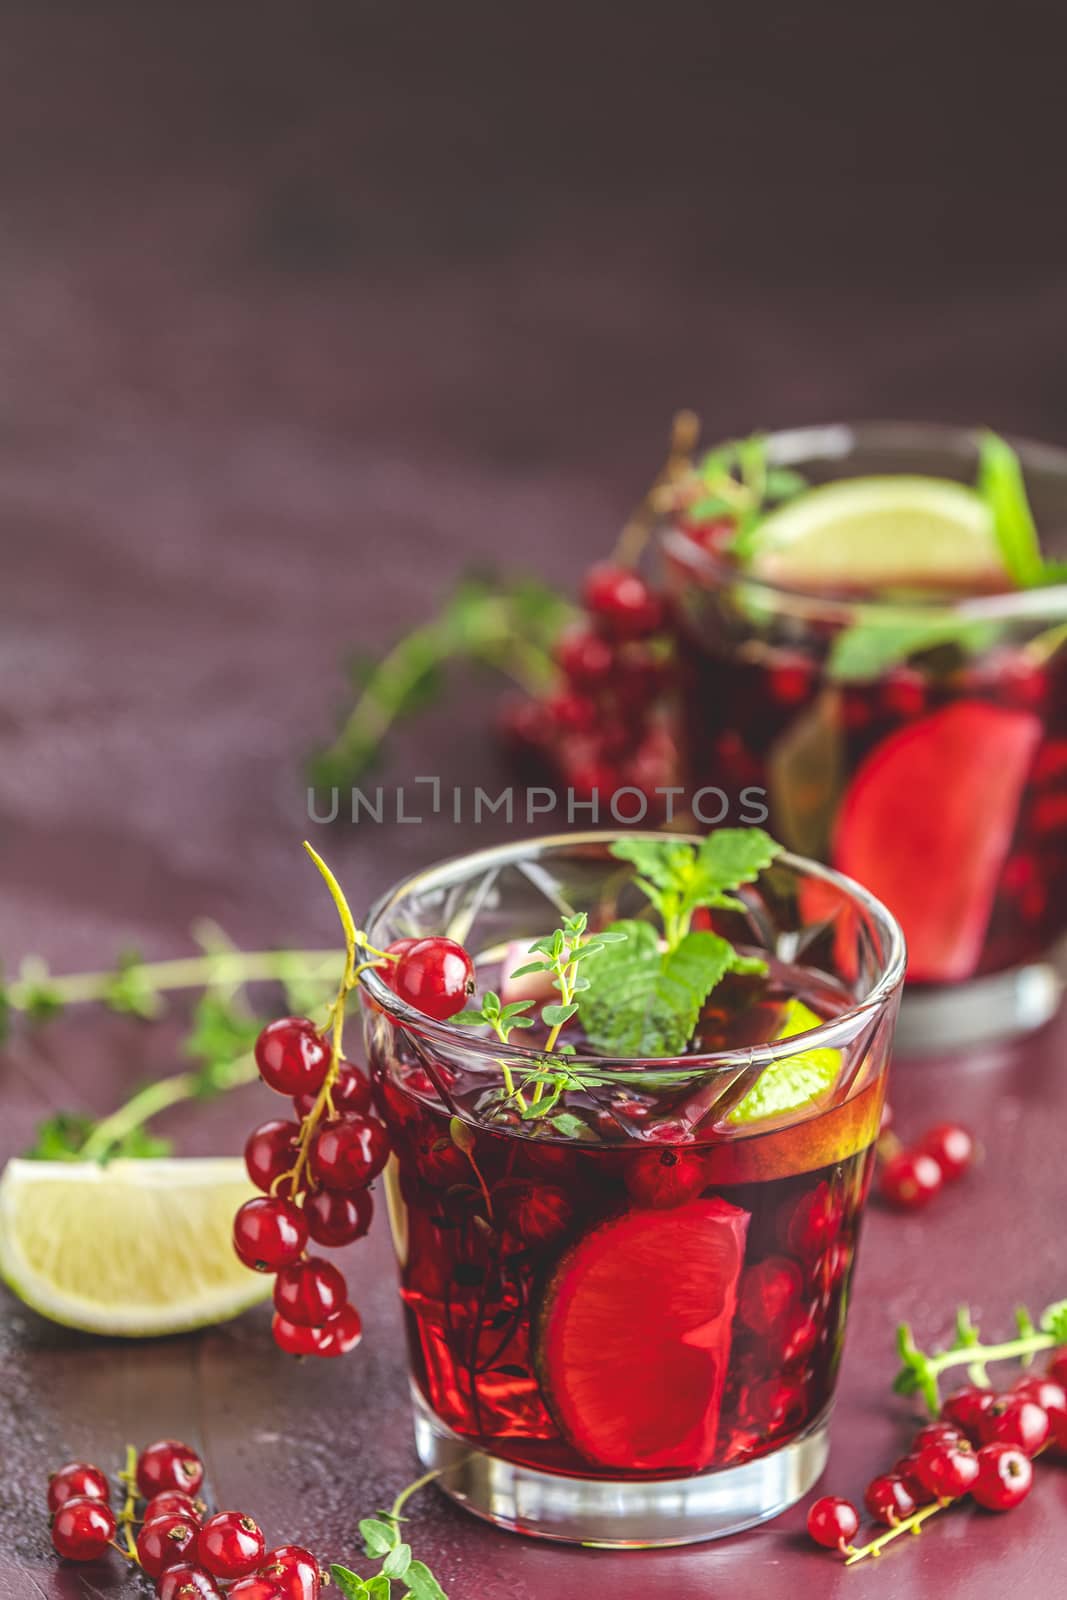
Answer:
[
  {"left": 359, "top": 831, "right": 904, "bottom": 1545},
  {"left": 660, "top": 423, "right": 1067, "bottom": 1050}
]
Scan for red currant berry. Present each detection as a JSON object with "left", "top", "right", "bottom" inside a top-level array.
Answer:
[
  {"left": 768, "top": 659, "right": 812, "bottom": 706},
  {"left": 546, "top": 688, "right": 597, "bottom": 734},
  {"left": 554, "top": 626, "right": 615, "bottom": 688},
  {"left": 47, "top": 1461, "right": 110, "bottom": 1514},
  {"left": 738, "top": 1257, "right": 803, "bottom": 1336},
  {"left": 260, "top": 1544, "right": 323, "bottom": 1600},
  {"left": 198, "top": 1511, "right": 265, "bottom": 1580},
  {"left": 293, "top": 1059, "right": 372, "bottom": 1120},
  {"left": 502, "top": 1183, "right": 573, "bottom": 1248},
  {"left": 137, "top": 1514, "right": 199, "bottom": 1578},
  {"left": 315, "top": 1300, "right": 363, "bottom": 1357},
  {"left": 917, "top": 1122, "right": 975, "bottom": 1182},
  {"left": 777, "top": 1304, "right": 819, "bottom": 1367},
  {"left": 244, "top": 1120, "right": 301, "bottom": 1194},
  {"left": 255, "top": 1018, "right": 331, "bottom": 1097},
  {"left": 1016, "top": 1375, "right": 1067, "bottom": 1451},
  {"left": 412, "top": 1129, "right": 470, "bottom": 1188},
  {"left": 137, "top": 1440, "right": 205, "bottom": 1499},
  {"left": 979, "top": 1394, "right": 1050, "bottom": 1456},
  {"left": 302, "top": 1186, "right": 373, "bottom": 1248},
  {"left": 806, "top": 1495, "right": 859, "bottom": 1551},
  {"left": 228, "top": 1580, "right": 286, "bottom": 1600},
  {"left": 310, "top": 1114, "right": 390, "bottom": 1191},
  {"left": 972, "top": 1442, "right": 1033, "bottom": 1511},
  {"left": 144, "top": 1491, "right": 203, "bottom": 1525},
  {"left": 273, "top": 1256, "right": 348, "bottom": 1327},
  {"left": 233, "top": 1196, "right": 308, "bottom": 1272},
  {"left": 894, "top": 1455, "right": 937, "bottom": 1506},
  {"left": 582, "top": 562, "right": 664, "bottom": 640},
  {"left": 624, "top": 1146, "right": 706, "bottom": 1209},
  {"left": 157, "top": 1565, "right": 223, "bottom": 1599},
  {"left": 864, "top": 1473, "right": 916, "bottom": 1526},
  {"left": 879, "top": 1149, "right": 943, "bottom": 1210},
  {"left": 390, "top": 937, "right": 475, "bottom": 1022},
  {"left": 913, "top": 1421, "right": 964, "bottom": 1451},
  {"left": 914, "top": 1437, "right": 980, "bottom": 1499},
  {"left": 271, "top": 1313, "right": 325, "bottom": 1356},
  {"left": 940, "top": 1385, "right": 996, "bottom": 1441},
  {"left": 50, "top": 1496, "right": 116, "bottom": 1561},
  {"left": 1047, "top": 1347, "right": 1067, "bottom": 1388}
]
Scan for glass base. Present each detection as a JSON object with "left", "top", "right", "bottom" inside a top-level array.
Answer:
[
  {"left": 895, "top": 950, "right": 1065, "bottom": 1056},
  {"left": 411, "top": 1386, "right": 831, "bottom": 1547}
]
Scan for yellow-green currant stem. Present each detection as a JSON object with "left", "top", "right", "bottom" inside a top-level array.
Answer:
[
  {"left": 844, "top": 1500, "right": 951, "bottom": 1565},
  {"left": 115, "top": 1443, "right": 140, "bottom": 1562},
  {"left": 286, "top": 843, "right": 395, "bottom": 1195}
]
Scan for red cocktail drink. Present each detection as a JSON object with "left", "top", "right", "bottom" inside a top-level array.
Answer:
[
  {"left": 360, "top": 833, "right": 904, "bottom": 1544},
  {"left": 660, "top": 424, "right": 1067, "bottom": 1048}
]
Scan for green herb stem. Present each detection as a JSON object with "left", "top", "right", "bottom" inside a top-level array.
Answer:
[
  {"left": 78, "top": 1057, "right": 256, "bottom": 1164},
  {"left": 7, "top": 950, "right": 341, "bottom": 1013}
]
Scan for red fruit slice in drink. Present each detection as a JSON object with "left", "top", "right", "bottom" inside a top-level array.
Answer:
[
  {"left": 538, "top": 1198, "right": 748, "bottom": 1471},
  {"left": 832, "top": 702, "right": 1042, "bottom": 982}
]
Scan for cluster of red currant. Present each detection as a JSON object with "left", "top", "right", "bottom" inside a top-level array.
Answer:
[
  {"left": 233, "top": 911, "right": 476, "bottom": 1358},
  {"left": 499, "top": 560, "right": 677, "bottom": 808},
  {"left": 878, "top": 1120, "right": 975, "bottom": 1211},
  {"left": 47, "top": 1439, "right": 322, "bottom": 1597},
  {"left": 808, "top": 1349, "right": 1067, "bottom": 1561}
]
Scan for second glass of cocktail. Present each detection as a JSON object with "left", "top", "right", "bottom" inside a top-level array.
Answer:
[{"left": 359, "top": 830, "right": 905, "bottom": 1546}]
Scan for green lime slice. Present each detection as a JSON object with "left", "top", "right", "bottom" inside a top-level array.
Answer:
[
  {"left": 0, "top": 1157, "right": 270, "bottom": 1336},
  {"left": 727, "top": 999, "right": 841, "bottom": 1125},
  {"left": 748, "top": 475, "right": 1006, "bottom": 590}
]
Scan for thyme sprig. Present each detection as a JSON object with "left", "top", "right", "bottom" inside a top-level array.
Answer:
[
  {"left": 331, "top": 1469, "right": 448, "bottom": 1600},
  {"left": 894, "top": 1298, "right": 1067, "bottom": 1414}
]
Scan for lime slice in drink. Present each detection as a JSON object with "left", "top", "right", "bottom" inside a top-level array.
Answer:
[
  {"left": 727, "top": 999, "right": 841, "bottom": 1125},
  {"left": 748, "top": 476, "right": 1005, "bottom": 590},
  {"left": 0, "top": 1158, "right": 270, "bottom": 1336}
]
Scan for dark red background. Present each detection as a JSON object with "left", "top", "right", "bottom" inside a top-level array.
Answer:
[{"left": 2, "top": 4, "right": 1066, "bottom": 1595}]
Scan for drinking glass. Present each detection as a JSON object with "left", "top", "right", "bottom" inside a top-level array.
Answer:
[
  {"left": 660, "top": 422, "right": 1067, "bottom": 1051},
  {"left": 360, "top": 832, "right": 905, "bottom": 1545}
]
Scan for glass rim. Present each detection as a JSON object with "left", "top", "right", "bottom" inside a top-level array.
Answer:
[
  {"left": 358, "top": 830, "right": 907, "bottom": 1072},
  {"left": 659, "top": 419, "right": 1067, "bottom": 620}
]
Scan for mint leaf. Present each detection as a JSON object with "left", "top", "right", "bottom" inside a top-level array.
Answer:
[
  {"left": 332, "top": 1568, "right": 371, "bottom": 1599},
  {"left": 403, "top": 1561, "right": 449, "bottom": 1600},
  {"left": 581, "top": 921, "right": 740, "bottom": 1056},
  {"left": 366, "top": 1579, "right": 393, "bottom": 1600},
  {"left": 360, "top": 1518, "right": 399, "bottom": 1558},
  {"left": 693, "top": 828, "right": 781, "bottom": 902},
  {"left": 382, "top": 1544, "right": 412, "bottom": 1580},
  {"left": 979, "top": 431, "right": 1045, "bottom": 588},
  {"left": 827, "top": 613, "right": 1000, "bottom": 682}
]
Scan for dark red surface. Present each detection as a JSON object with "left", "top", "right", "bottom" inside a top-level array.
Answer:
[{"left": 2, "top": 4, "right": 1067, "bottom": 1596}]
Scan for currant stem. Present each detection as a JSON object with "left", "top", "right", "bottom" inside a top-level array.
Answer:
[
  {"left": 287, "top": 844, "right": 369, "bottom": 1195},
  {"left": 844, "top": 1500, "right": 950, "bottom": 1564},
  {"left": 614, "top": 409, "right": 700, "bottom": 566},
  {"left": 116, "top": 1442, "right": 140, "bottom": 1562}
]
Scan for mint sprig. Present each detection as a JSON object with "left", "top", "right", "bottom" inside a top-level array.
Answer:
[
  {"left": 685, "top": 434, "right": 807, "bottom": 555},
  {"left": 581, "top": 829, "right": 781, "bottom": 1057}
]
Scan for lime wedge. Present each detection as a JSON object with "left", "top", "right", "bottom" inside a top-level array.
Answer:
[
  {"left": 748, "top": 476, "right": 1005, "bottom": 590},
  {"left": 727, "top": 999, "right": 841, "bottom": 1125},
  {"left": 0, "top": 1158, "right": 270, "bottom": 1337}
]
